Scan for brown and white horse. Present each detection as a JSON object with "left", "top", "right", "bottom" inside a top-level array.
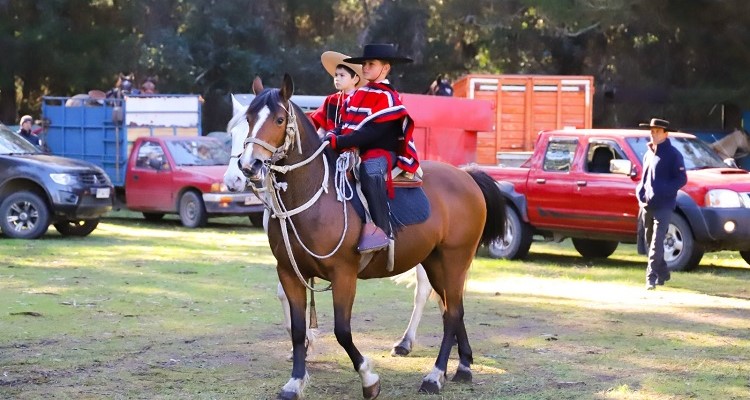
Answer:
[{"left": 224, "top": 74, "right": 505, "bottom": 399}]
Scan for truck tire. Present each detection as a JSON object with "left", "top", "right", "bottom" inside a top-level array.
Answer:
[
  {"left": 248, "top": 213, "right": 264, "bottom": 228},
  {"left": 488, "top": 205, "right": 532, "bottom": 259},
  {"left": 53, "top": 219, "right": 99, "bottom": 236},
  {"left": 0, "top": 191, "right": 51, "bottom": 239},
  {"left": 665, "top": 213, "right": 703, "bottom": 271},
  {"left": 740, "top": 251, "right": 750, "bottom": 266},
  {"left": 179, "top": 191, "right": 207, "bottom": 228},
  {"left": 142, "top": 212, "right": 165, "bottom": 222},
  {"left": 572, "top": 238, "right": 618, "bottom": 258}
]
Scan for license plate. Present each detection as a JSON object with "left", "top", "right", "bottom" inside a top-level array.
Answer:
[{"left": 96, "top": 188, "right": 111, "bottom": 198}]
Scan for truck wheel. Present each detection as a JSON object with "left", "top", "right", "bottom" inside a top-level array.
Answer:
[
  {"left": 740, "top": 251, "right": 750, "bottom": 266},
  {"left": 572, "top": 238, "right": 618, "bottom": 258},
  {"left": 142, "top": 212, "right": 165, "bottom": 222},
  {"left": 54, "top": 219, "right": 99, "bottom": 236},
  {"left": 179, "top": 191, "right": 207, "bottom": 228},
  {"left": 248, "top": 213, "right": 264, "bottom": 228},
  {"left": 665, "top": 213, "right": 703, "bottom": 271},
  {"left": 488, "top": 205, "right": 532, "bottom": 259},
  {"left": 0, "top": 191, "right": 51, "bottom": 239}
]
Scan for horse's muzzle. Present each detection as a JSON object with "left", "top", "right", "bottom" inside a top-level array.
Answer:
[{"left": 241, "top": 158, "right": 266, "bottom": 182}]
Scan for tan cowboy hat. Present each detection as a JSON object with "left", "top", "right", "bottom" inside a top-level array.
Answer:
[{"left": 321, "top": 51, "right": 366, "bottom": 88}]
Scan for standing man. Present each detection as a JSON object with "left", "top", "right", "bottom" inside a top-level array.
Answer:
[
  {"left": 636, "top": 118, "right": 687, "bottom": 290},
  {"left": 324, "top": 43, "right": 419, "bottom": 253},
  {"left": 17, "top": 115, "right": 42, "bottom": 148}
]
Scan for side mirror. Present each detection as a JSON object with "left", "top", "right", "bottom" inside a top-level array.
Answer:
[{"left": 610, "top": 159, "right": 634, "bottom": 176}]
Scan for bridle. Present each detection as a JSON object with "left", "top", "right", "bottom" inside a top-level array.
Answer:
[
  {"left": 241, "top": 101, "right": 301, "bottom": 164},
  {"left": 239, "top": 99, "right": 354, "bottom": 293}
]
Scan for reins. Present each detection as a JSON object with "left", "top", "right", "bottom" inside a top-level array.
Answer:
[{"left": 246, "top": 102, "right": 354, "bottom": 293}]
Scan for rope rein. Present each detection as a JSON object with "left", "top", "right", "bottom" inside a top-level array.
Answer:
[{"left": 248, "top": 102, "right": 354, "bottom": 293}]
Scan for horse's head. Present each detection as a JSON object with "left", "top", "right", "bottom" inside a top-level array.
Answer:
[{"left": 223, "top": 74, "right": 298, "bottom": 190}]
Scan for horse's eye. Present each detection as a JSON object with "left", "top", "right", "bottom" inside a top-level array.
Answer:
[{"left": 275, "top": 117, "right": 285, "bottom": 126}]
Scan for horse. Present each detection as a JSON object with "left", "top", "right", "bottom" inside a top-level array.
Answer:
[
  {"left": 709, "top": 128, "right": 750, "bottom": 161},
  {"left": 425, "top": 74, "right": 454, "bottom": 96},
  {"left": 225, "top": 94, "right": 438, "bottom": 359},
  {"left": 224, "top": 74, "right": 505, "bottom": 399}
]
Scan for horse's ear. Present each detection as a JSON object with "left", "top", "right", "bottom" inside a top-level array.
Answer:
[
  {"left": 252, "top": 76, "right": 264, "bottom": 95},
  {"left": 280, "top": 73, "right": 294, "bottom": 101}
]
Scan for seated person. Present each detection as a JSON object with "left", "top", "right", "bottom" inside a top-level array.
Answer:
[{"left": 106, "top": 73, "right": 140, "bottom": 98}]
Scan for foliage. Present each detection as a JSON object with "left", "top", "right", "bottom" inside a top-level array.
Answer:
[{"left": 2, "top": 0, "right": 750, "bottom": 130}]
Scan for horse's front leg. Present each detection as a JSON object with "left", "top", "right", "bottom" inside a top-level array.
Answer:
[
  {"left": 331, "top": 272, "right": 381, "bottom": 399},
  {"left": 277, "top": 280, "right": 317, "bottom": 361},
  {"left": 277, "top": 272, "right": 309, "bottom": 400}
]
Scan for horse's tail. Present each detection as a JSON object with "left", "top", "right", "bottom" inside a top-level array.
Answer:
[{"left": 466, "top": 168, "right": 506, "bottom": 247}]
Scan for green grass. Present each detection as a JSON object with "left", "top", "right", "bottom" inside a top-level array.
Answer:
[{"left": 1, "top": 210, "right": 750, "bottom": 399}]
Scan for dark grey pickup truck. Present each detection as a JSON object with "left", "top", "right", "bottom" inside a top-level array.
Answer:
[{"left": 0, "top": 123, "right": 113, "bottom": 239}]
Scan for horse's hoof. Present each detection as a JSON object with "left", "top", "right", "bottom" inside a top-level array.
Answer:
[
  {"left": 418, "top": 380, "right": 441, "bottom": 395},
  {"left": 390, "top": 345, "right": 411, "bottom": 357},
  {"left": 277, "top": 390, "right": 299, "bottom": 400},
  {"left": 362, "top": 378, "right": 381, "bottom": 399},
  {"left": 452, "top": 369, "right": 472, "bottom": 383}
]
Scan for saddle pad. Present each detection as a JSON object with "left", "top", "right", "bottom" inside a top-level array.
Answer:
[{"left": 349, "top": 186, "right": 431, "bottom": 228}]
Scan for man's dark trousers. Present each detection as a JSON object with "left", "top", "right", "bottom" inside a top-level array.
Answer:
[{"left": 642, "top": 205, "right": 672, "bottom": 284}]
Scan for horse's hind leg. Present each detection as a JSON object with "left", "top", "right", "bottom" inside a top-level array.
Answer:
[
  {"left": 392, "top": 264, "right": 437, "bottom": 357},
  {"left": 331, "top": 272, "right": 381, "bottom": 399},
  {"left": 418, "top": 253, "right": 473, "bottom": 395},
  {"left": 277, "top": 272, "right": 310, "bottom": 400}
]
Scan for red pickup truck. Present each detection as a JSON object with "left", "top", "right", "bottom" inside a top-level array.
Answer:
[
  {"left": 121, "top": 136, "right": 264, "bottom": 227},
  {"left": 483, "top": 128, "right": 750, "bottom": 271}
]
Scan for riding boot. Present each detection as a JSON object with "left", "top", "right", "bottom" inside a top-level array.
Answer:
[
  {"left": 358, "top": 156, "right": 393, "bottom": 254},
  {"left": 357, "top": 222, "right": 390, "bottom": 253}
]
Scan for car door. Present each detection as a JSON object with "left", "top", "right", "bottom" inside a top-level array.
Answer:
[
  {"left": 525, "top": 136, "right": 581, "bottom": 229},
  {"left": 125, "top": 140, "right": 175, "bottom": 211},
  {"left": 569, "top": 138, "right": 639, "bottom": 235}
]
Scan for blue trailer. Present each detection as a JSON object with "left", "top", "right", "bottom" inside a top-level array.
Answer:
[{"left": 42, "top": 95, "right": 202, "bottom": 186}]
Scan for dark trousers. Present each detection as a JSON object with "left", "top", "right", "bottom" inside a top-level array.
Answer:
[
  {"left": 360, "top": 155, "right": 394, "bottom": 238},
  {"left": 642, "top": 205, "right": 672, "bottom": 284}
]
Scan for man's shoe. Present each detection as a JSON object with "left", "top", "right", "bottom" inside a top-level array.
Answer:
[
  {"left": 646, "top": 282, "right": 656, "bottom": 290},
  {"left": 657, "top": 272, "right": 671, "bottom": 286},
  {"left": 357, "top": 223, "right": 389, "bottom": 254}
]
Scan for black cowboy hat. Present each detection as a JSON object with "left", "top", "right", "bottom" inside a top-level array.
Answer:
[
  {"left": 639, "top": 118, "right": 672, "bottom": 131},
  {"left": 343, "top": 43, "right": 413, "bottom": 65}
]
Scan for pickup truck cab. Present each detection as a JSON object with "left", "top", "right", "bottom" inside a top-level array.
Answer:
[
  {"left": 483, "top": 128, "right": 750, "bottom": 271},
  {"left": 123, "top": 136, "right": 264, "bottom": 227}
]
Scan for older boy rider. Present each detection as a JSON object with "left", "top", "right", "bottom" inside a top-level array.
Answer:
[{"left": 324, "top": 43, "right": 420, "bottom": 253}]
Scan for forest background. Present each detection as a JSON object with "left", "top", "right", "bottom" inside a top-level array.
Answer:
[{"left": 3, "top": 0, "right": 750, "bottom": 133}]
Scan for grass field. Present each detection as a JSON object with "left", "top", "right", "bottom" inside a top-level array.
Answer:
[{"left": 2, "top": 211, "right": 750, "bottom": 399}]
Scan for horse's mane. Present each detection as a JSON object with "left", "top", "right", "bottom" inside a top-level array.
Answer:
[{"left": 247, "top": 88, "right": 284, "bottom": 116}]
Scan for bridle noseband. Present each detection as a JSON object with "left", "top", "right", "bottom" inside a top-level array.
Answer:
[{"left": 242, "top": 102, "right": 301, "bottom": 165}]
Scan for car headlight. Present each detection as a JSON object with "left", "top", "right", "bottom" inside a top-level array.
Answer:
[
  {"left": 705, "top": 189, "right": 743, "bottom": 208},
  {"left": 210, "top": 182, "right": 229, "bottom": 192},
  {"left": 49, "top": 173, "right": 76, "bottom": 185}
]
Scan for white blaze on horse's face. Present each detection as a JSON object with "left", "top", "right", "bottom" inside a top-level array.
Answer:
[
  {"left": 237, "top": 105, "right": 272, "bottom": 174},
  {"left": 223, "top": 115, "right": 250, "bottom": 191}
]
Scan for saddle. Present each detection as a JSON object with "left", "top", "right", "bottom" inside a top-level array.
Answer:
[{"left": 391, "top": 166, "right": 423, "bottom": 188}]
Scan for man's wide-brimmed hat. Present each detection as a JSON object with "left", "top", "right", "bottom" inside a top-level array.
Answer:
[
  {"left": 343, "top": 43, "right": 413, "bottom": 65},
  {"left": 20, "top": 115, "right": 33, "bottom": 124},
  {"left": 639, "top": 118, "right": 671, "bottom": 131},
  {"left": 320, "top": 51, "right": 366, "bottom": 88}
]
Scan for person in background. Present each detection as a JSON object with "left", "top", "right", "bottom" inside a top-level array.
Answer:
[
  {"left": 635, "top": 118, "right": 687, "bottom": 290},
  {"left": 106, "top": 72, "right": 140, "bottom": 98},
  {"left": 310, "top": 51, "right": 365, "bottom": 137},
  {"left": 17, "top": 115, "right": 42, "bottom": 148},
  {"left": 141, "top": 76, "right": 158, "bottom": 95},
  {"left": 323, "top": 43, "right": 419, "bottom": 253}
]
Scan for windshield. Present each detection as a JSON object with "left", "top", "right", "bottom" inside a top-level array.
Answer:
[
  {"left": 625, "top": 136, "right": 727, "bottom": 170},
  {"left": 165, "top": 139, "right": 230, "bottom": 166},
  {"left": 0, "top": 123, "right": 42, "bottom": 154}
]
